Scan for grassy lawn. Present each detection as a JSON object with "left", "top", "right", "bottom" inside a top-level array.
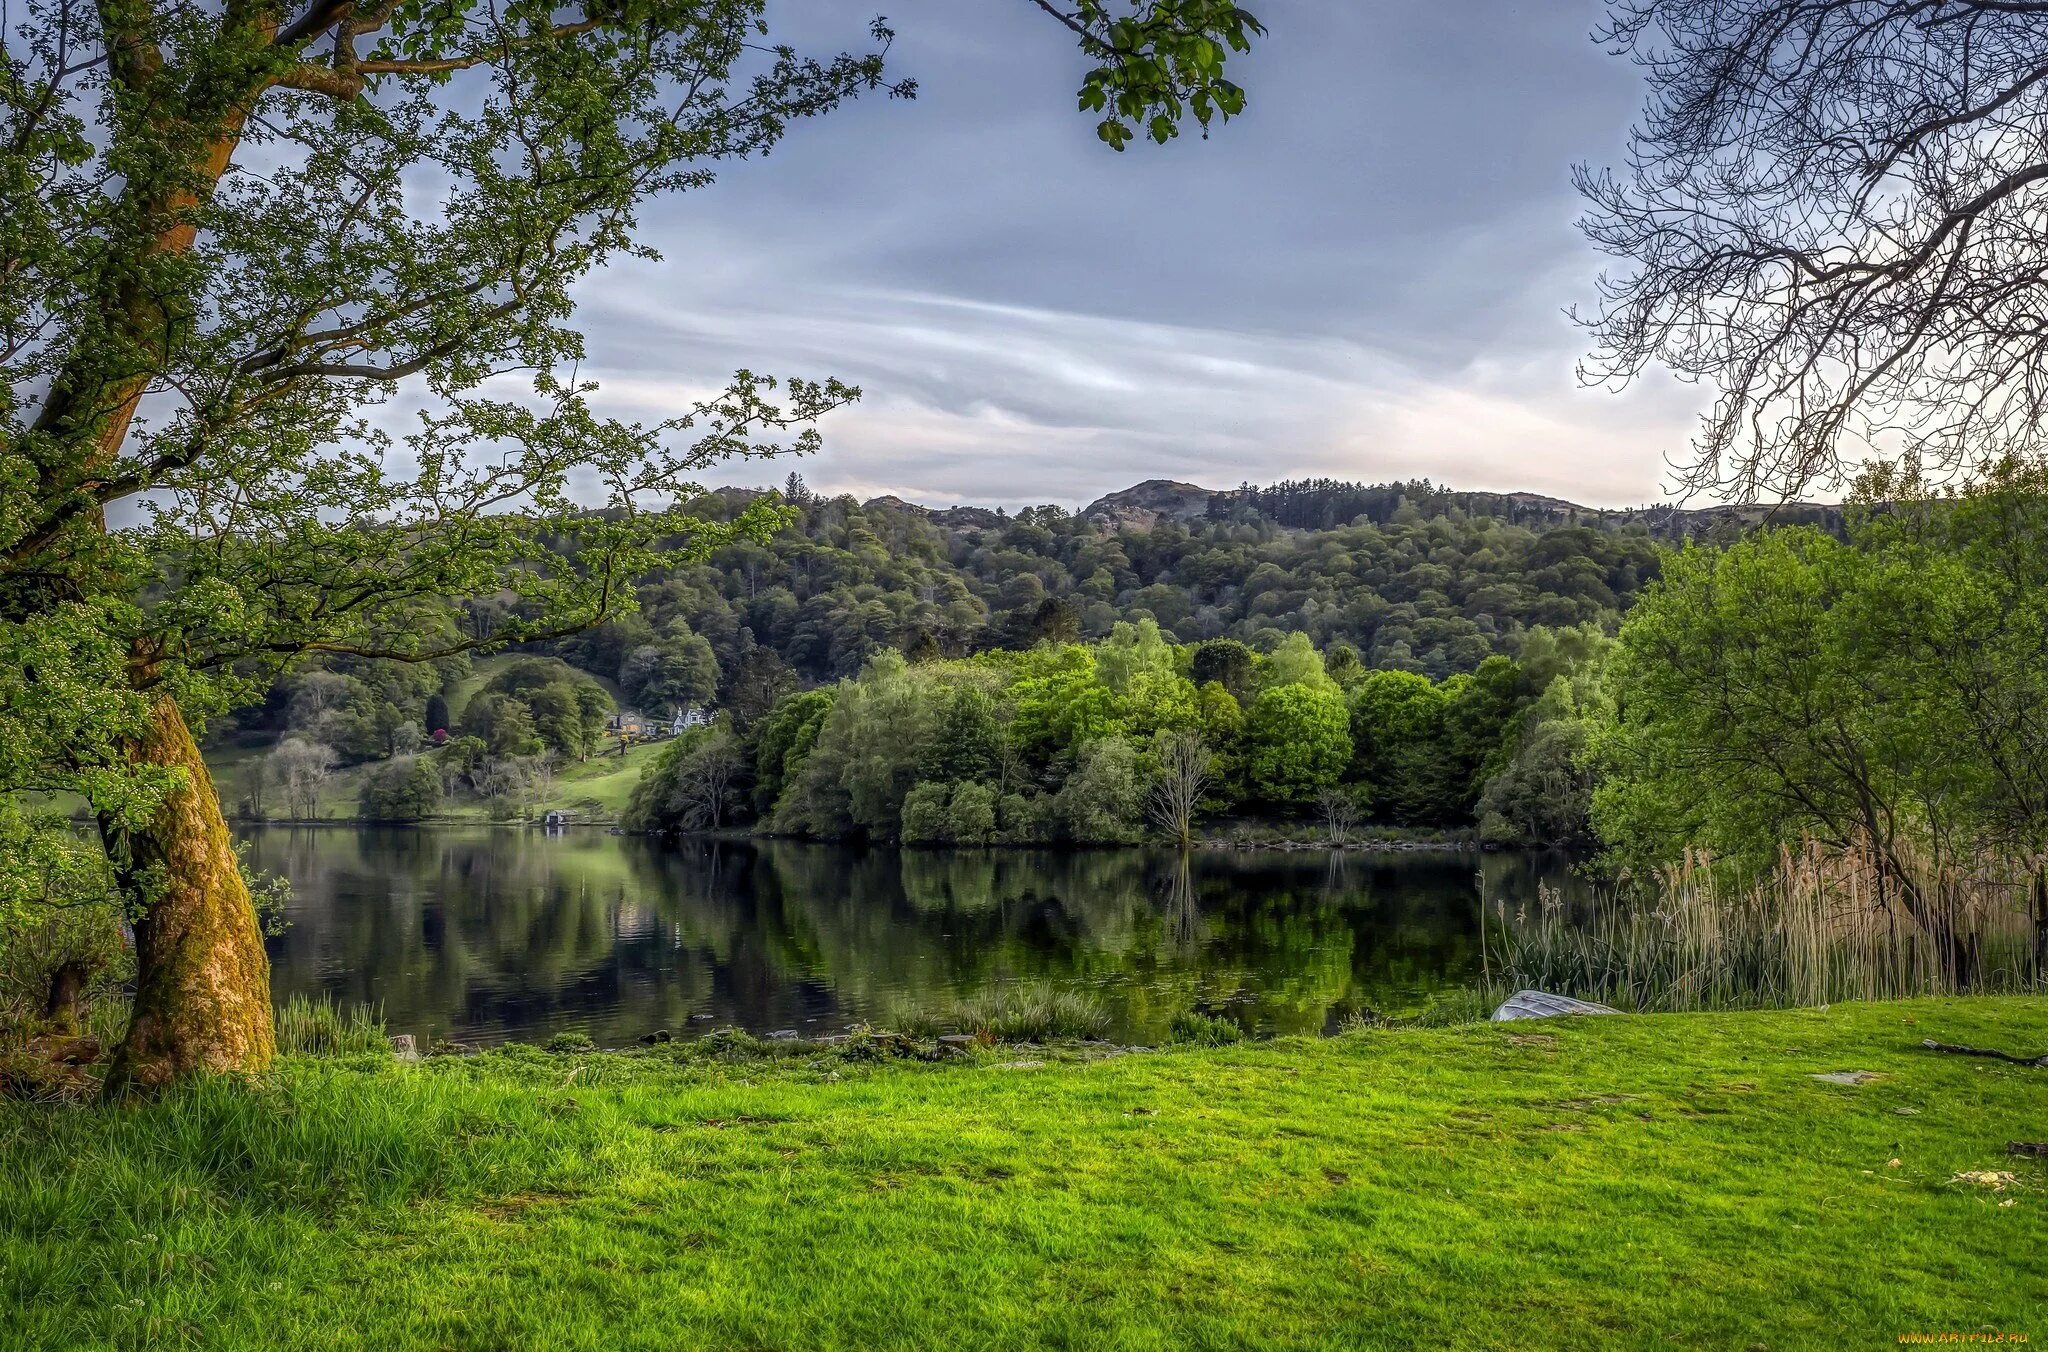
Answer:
[
  {"left": 5, "top": 999, "right": 2045, "bottom": 1350},
  {"left": 539, "top": 739, "right": 665, "bottom": 818}
]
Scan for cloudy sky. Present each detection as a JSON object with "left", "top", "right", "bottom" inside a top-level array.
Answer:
[{"left": 571, "top": 2, "right": 1703, "bottom": 512}]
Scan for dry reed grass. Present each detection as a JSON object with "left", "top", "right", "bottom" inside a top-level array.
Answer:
[{"left": 1488, "top": 840, "right": 2046, "bottom": 1011}]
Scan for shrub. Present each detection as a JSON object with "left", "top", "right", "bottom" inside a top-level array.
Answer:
[
  {"left": 357, "top": 756, "right": 443, "bottom": 822},
  {"left": 899, "top": 780, "right": 1001, "bottom": 846},
  {"left": 949, "top": 782, "right": 997, "bottom": 845},
  {"left": 1058, "top": 736, "right": 1147, "bottom": 844},
  {"left": 900, "top": 781, "right": 953, "bottom": 844},
  {"left": 997, "top": 792, "right": 1059, "bottom": 845}
]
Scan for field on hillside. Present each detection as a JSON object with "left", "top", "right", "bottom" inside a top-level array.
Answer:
[
  {"left": 205, "top": 739, "right": 665, "bottom": 824},
  {"left": 5, "top": 1000, "right": 2044, "bottom": 1350},
  {"left": 193, "top": 655, "right": 664, "bottom": 824}
]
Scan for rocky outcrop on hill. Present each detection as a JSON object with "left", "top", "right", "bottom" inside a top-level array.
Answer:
[{"left": 1076, "top": 480, "right": 1218, "bottom": 530}]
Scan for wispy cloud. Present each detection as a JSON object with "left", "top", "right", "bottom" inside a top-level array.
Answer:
[
  {"left": 526, "top": 1, "right": 1703, "bottom": 511},
  {"left": 578, "top": 282, "right": 1701, "bottom": 511},
  {"left": 351, "top": 2, "right": 1698, "bottom": 514}
]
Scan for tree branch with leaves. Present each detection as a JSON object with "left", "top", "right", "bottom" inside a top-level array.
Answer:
[{"left": 0, "top": 0, "right": 1263, "bottom": 1091}]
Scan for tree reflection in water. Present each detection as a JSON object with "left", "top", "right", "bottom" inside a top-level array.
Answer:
[{"left": 248, "top": 827, "right": 1584, "bottom": 1046}]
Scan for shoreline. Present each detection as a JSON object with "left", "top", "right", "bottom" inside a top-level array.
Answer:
[{"left": 226, "top": 816, "right": 1544, "bottom": 856}]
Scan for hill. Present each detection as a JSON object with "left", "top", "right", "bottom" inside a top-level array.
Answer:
[
  {"left": 208, "top": 473, "right": 1832, "bottom": 814},
  {"left": 568, "top": 472, "right": 1685, "bottom": 693},
  {"left": 1062, "top": 477, "right": 1844, "bottom": 540},
  {"left": 1078, "top": 478, "right": 1217, "bottom": 530}
]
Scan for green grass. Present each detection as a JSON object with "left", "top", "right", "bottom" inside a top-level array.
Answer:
[
  {"left": 1168, "top": 1009, "right": 1246, "bottom": 1045},
  {"left": 5, "top": 999, "right": 2046, "bottom": 1349},
  {"left": 540, "top": 739, "right": 665, "bottom": 817}
]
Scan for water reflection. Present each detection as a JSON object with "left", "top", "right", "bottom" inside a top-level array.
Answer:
[{"left": 247, "top": 827, "right": 1584, "bottom": 1046}]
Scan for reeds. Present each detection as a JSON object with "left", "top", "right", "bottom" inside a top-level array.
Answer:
[
  {"left": 274, "top": 994, "right": 390, "bottom": 1056},
  {"left": 1167, "top": 1010, "right": 1245, "bottom": 1045},
  {"left": 1488, "top": 840, "right": 2046, "bottom": 1012}
]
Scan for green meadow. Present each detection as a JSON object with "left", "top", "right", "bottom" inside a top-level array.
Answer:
[{"left": 5, "top": 999, "right": 2043, "bottom": 1350}]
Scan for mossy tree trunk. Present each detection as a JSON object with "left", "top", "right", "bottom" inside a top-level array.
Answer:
[
  {"left": 2033, "top": 865, "right": 2048, "bottom": 978},
  {"left": 100, "top": 695, "right": 275, "bottom": 1097}
]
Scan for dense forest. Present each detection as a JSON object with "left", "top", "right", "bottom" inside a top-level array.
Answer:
[
  {"left": 625, "top": 620, "right": 1610, "bottom": 847},
  {"left": 199, "top": 476, "right": 1679, "bottom": 839},
  {"left": 565, "top": 473, "right": 1661, "bottom": 695},
  {"left": 214, "top": 476, "right": 1672, "bottom": 771}
]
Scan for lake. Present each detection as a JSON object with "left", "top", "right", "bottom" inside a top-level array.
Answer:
[{"left": 243, "top": 826, "right": 1587, "bottom": 1047}]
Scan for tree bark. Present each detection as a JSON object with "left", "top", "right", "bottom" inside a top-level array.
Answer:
[
  {"left": 2032, "top": 865, "right": 2048, "bottom": 977},
  {"left": 100, "top": 696, "right": 275, "bottom": 1097},
  {"left": 42, "top": 960, "right": 90, "bottom": 1033}
]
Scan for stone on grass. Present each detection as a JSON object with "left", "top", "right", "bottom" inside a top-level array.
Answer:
[{"left": 1809, "top": 1070, "right": 1882, "bottom": 1086}]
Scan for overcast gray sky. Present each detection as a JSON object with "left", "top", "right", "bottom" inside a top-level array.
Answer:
[{"left": 568, "top": 1, "right": 1701, "bottom": 511}]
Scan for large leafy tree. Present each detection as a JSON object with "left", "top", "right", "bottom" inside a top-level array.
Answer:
[
  {"left": 1348, "top": 669, "right": 1449, "bottom": 823},
  {"left": 1593, "top": 478, "right": 2048, "bottom": 970},
  {"left": 1593, "top": 530, "right": 1917, "bottom": 874},
  {"left": 1581, "top": 1, "right": 2048, "bottom": 498},
  {"left": 1243, "top": 681, "right": 1349, "bottom": 809},
  {"left": 0, "top": 0, "right": 1262, "bottom": 1091}
]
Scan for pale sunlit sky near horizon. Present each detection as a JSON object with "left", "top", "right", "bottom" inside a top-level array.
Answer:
[{"left": 566, "top": 1, "right": 1707, "bottom": 512}]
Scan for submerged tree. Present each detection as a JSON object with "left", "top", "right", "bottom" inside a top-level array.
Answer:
[
  {"left": 1581, "top": 1, "right": 2048, "bottom": 498},
  {"left": 0, "top": 0, "right": 1265, "bottom": 1091}
]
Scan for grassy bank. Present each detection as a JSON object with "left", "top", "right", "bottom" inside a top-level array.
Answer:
[{"left": 5, "top": 1000, "right": 2046, "bottom": 1349}]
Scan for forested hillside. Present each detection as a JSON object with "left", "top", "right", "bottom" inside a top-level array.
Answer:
[
  {"left": 213, "top": 476, "right": 1666, "bottom": 749},
  {"left": 208, "top": 475, "right": 1820, "bottom": 828},
  {"left": 539, "top": 474, "right": 1679, "bottom": 707}
]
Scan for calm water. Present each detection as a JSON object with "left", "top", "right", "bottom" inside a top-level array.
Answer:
[{"left": 243, "top": 826, "right": 1586, "bottom": 1046}]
